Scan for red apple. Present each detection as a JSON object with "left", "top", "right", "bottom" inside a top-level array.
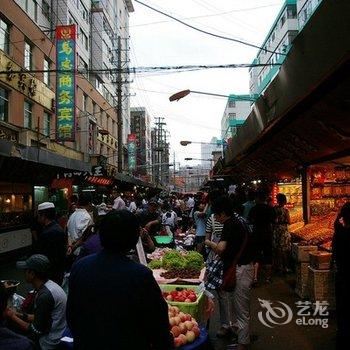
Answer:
[
  {"left": 171, "top": 326, "right": 181, "bottom": 338},
  {"left": 174, "top": 337, "right": 182, "bottom": 348},
  {"left": 192, "top": 326, "right": 200, "bottom": 337},
  {"left": 186, "top": 330, "right": 196, "bottom": 343},
  {"left": 179, "top": 312, "right": 187, "bottom": 322},
  {"left": 184, "top": 298, "right": 192, "bottom": 303},
  {"left": 169, "top": 317, "right": 177, "bottom": 327},
  {"left": 173, "top": 306, "right": 180, "bottom": 314},
  {"left": 178, "top": 334, "right": 187, "bottom": 345},
  {"left": 173, "top": 316, "right": 181, "bottom": 325},
  {"left": 166, "top": 295, "right": 173, "bottom": 301},
  {"left": 185, "top": 314, "right": 192, "bottom": 321},
  {"left": 178, "top": 322, "right": 187, "bottom": 334}
]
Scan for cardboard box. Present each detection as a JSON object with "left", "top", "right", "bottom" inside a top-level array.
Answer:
[
  {"left": 309, "top": 252, "right": 332, "bottom": 270},
  {"left": 292, "top": 243, "right": 318, "bottom": 262}
]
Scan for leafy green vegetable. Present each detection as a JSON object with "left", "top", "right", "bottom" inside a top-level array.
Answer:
[
  {"left": 148, "top": 259, "right": 163, "bottom": 269},
  {"left": 184, "top": 251, "right": 204, "bottom": 270},
  {"left": 162, "top": 250, "right": 186, "bottom": 270}
]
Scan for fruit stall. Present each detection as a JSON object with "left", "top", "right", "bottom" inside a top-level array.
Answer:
[{"left": 147, "top": 248, "right": 210, "bottom": 347}]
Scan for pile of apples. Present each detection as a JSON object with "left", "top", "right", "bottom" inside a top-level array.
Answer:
[
  {"left": 168, "top": 305, "right": 200, "bottom": 347},
  {"left": 163, "top": 289, "right": 197, "bottom": 302}
]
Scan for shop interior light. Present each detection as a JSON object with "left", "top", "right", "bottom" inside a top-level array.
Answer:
[{"left": 5, "top": 198, "right": 11, "bottom": 204}]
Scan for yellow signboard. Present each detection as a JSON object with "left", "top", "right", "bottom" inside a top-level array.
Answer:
[{"left": 0, "top": 51, "right": 55, "bottom": 111}]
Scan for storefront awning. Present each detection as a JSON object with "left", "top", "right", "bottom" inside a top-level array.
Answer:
[{"left": 223, "top": 0, "right": 350, "bottom": 182}]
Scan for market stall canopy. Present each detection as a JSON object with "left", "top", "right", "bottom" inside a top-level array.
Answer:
[{"left": 223, "top": 0, "right": 350, "bottom": 182}]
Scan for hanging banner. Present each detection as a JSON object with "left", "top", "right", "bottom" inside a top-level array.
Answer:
[
  {"left": 127, "top": 133, "right": 137, "bottom": 172},
  {"left": 55, "top": 25, "right": 76, "bottom": 141}
]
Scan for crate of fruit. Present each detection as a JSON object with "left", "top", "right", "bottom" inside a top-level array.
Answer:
[
  {"left": 159, "top": 284, "right": 205, "bottom": 323},
  {"left": 292, "top": 243, "right": 318, "bottom": 262}
]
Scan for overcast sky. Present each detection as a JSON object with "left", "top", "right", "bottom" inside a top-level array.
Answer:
[{"left": 129, "top": 0, "right": 285, "bottom": 167}]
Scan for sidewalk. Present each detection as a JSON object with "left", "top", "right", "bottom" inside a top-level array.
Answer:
[{"left": 209, "top": 275, "right": 337, "bottom": 350}]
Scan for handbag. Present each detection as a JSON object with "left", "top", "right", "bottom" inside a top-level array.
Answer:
[
  {"left": 204, "top": 256, "right": 224, "bottom": 290},
  {"left": 221, "top": 219, "right": 249, "bottom": 292}
]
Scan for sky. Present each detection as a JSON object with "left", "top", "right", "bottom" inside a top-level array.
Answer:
[{"left": 129, "top": 0, "right": 285, "bottom": 167}]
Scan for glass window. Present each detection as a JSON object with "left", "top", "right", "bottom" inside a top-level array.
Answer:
[
  {"left": 280, "top": 15, "right": 286, "bottom": 28},
  {"left": 79, "top": 0, "right": 89, "bottom": 22},
  {"left": 228, "top": 100, "right": 235, "bottom": 108},
  {"left": 28, "top": 0, "right": 38, "bottom": 22},
  {"left": 287, "top": 6, "right": 297, "bottom": 19},
  {"left": 24, "top": 41, "right": 33, "bottom": 70},
  {"left": 0, "top": 87, "right": 9, "bottom": 122},
  {"left": 83, "top": 93, "right": 88, "bottom": 112},
  {"left": 43, "top": 58, "right": 50, "bottom": 86},
  {"left": 42, "top": 0, "right": 51, "bottom": 21},
  {"left": 0, "top": 19, "right": 10, "bottom": 54},
  {"left": 79, "top": 28, "right": 88, "bottom": 50},
  {"left": 43, "top": 111, "right": 51, "bottom": 136},
  {"left": 24, "top": 100, "right": 32, "bottom": 129},
  {"left": 228, "top": 113, "right": 236, "bottom": 120}
]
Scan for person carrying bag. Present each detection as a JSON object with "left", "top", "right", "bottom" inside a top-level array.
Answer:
[{"left": 205, "top": 196, "right": 255, "bottom": 350}]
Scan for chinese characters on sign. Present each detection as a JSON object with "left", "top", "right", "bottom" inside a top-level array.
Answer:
[
  {"left": 127, "top": 134, "right": 137, "bottom": 172},
  {"left": 56, "top": 25, "right": 76, "bottom": 141}
]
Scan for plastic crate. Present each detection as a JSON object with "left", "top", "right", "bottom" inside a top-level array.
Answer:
[
  {"left": 159, "top": 284, "right": 205, "bottom": 323},
  {"left": 154, "top": 236, "right": 173, "bottom": 244}
]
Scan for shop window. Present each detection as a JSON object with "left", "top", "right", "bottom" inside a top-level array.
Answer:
[
  {"left": 0, "top": 18, "right": 10, "bottom": 54},
  {"left": 0, "top": 87, "right": 9, "bottom": 122},
  {"left": 24, "top": 41, "right": 33, "bottom": 70},
  {"left": 24, "top": 100, "right": 32, "bottom": 129},
  {"left": 43, "top": 111, "right": 51, "bottom": 136},
  {"left": 43, "top": 58, "right": 50, "bottom": 86}
]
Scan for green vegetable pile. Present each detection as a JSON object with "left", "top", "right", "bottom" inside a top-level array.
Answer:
[
  {"left": 148, "top": 250, "right": 204, "bottom": 271},
  {"left": 184, "top": 251, "right": 204, "bottom": 270},
  {"left": 147, "top": 259, "right": 163, "bottom": 269}
]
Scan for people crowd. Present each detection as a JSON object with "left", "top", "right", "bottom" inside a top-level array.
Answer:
[{"left": 1, "top": 185, "right": 348, "bottom": 349}]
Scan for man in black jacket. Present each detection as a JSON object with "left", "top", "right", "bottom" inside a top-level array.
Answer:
[
  {"left": 36, "top": 202, "right": 67, "bottom": 285},
  {"left": 67, "top": 210, "right": 173, "bottom": 350}
]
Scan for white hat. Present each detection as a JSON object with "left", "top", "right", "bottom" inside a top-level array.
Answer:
[{"left": 38, "top": 202, "right": 55, "bottom": 211}]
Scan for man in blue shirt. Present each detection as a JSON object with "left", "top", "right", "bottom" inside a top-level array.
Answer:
[{"left": 67, "top": 210, "right": 172, "bottom": 350}]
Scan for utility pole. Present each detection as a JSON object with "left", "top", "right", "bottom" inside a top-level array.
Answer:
[{"left": 117, "top": 36, "right": 123, "bottom": 173}]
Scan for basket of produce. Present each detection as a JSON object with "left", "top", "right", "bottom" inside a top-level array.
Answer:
[
  {"left": 148, "top": 250, "right": 205, "bottom": 284},
  {"left": 167, "top": 305, "right": 206, "bottom": 347},
  {"left": 160, "top": 284, "right": 204, "bottom": 322}
]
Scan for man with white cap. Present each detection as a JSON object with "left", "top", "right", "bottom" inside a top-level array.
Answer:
[{"left": 36, "top": 202, "right": 67, "bottom": 285}]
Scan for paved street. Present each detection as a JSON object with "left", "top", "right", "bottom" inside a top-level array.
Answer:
[{"left": 209, "top": 275, "right": 336, "bottom": 350}]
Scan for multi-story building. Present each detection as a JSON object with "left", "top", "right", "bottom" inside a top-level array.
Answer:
[
  {"left": 151, "top": 119, "right": 170, "bottom": 186},
  {"left": 130, "top": 107, "right": 151, "bottom": 176},
  {"left": 200, "top": 137, "right": 222, "bottom": 166},
  {"left": 221, "top": 98, "right": 251, "bottom": 141},
  {"left": 249, "top": 0, "right": 298, "bottom": 95},
  {"left": 0, "top": 0, "right": 133, "bottom": 256},
  {"left": 297, "top": 0, "right": 323, "bottom": 29}
]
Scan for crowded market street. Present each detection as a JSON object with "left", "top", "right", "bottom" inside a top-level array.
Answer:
[{"left": 1, "top": 0, "right": 349, "bottom": 350}]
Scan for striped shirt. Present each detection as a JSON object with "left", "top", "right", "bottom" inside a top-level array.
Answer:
[{"left": 205, "top": 215, "right": 224, "bottom": 243}]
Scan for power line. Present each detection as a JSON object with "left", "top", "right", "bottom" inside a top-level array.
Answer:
[
  {"left": 133, "top": 0, "right": 286, "bottom": 56},
  {"left": 129, "top": 3, "right": 280, "bottom": 28}
]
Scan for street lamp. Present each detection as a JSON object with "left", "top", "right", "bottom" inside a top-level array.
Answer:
[
  {"left": 184, "top": 157, "right": 213, "bottom": 161},
  {"left": 180, "top": 140, "right": 225, "bottom": 146},
  {"left": 169, "top": 90, "right": 259, "bottom": 102}
]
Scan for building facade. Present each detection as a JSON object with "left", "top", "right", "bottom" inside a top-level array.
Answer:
[
  {"left": 249, "top": 0, "right": 298, "bottom": 95},
  {"left": 221, "top": 98, "right": 251, "bottom": 141},
  {"left": 297, "top": 0, "right": 323, "bottom": 29},
  {"left": 200, "top": 137, "right": 222, "bottom": 166},
  {"left": 130, "top": 107, "right": 151, "bottom": 176},
  {"left": 0, "top": 0, "right": 133, "bottom": 256}
]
